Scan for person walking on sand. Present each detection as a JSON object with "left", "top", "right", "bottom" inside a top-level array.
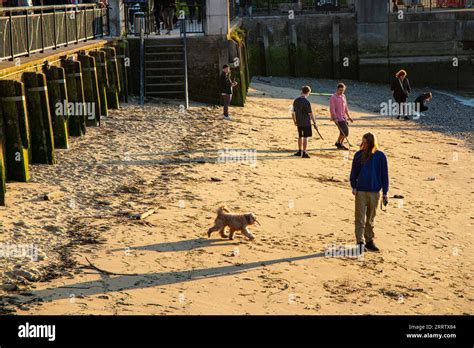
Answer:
[
  {"left": 350, "top": 132, "right": 389, "bottom": 252},
  {"left": 291, "top": 86, "right": 319, "bottom": 159},
  {"left": 329, "top": 82, "right": 353, "bottom": 151},
  {"left": 390, "top": 69, "right": 411, "bottom": 120},
  {"left": 220, "top": 65, "right": 237, "bottom": 120}
]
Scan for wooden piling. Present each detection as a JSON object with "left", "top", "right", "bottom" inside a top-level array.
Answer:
[
  {"left": 61, "top": 58, "right": 87, "bottom": 136},
  {"left": 78, "top": 52, "right": 101, "bottom": 126},
  {"left": 115, "top": 39, "right": 129, "bottom": 103},
  {"left": 0, "top": 80, "right": 31, "bottom": 182},
  {"left": 0, "top": 140, "right": 5, "bottom": 206},
  {"left": 43, "top": 64, "right": 70, "bottom": 149},
  {"left": 89, "top": 50, "right": 109, "bottom": 117},
  {"left": 102, "top": 46, "right": 120, "bottom": 109},
  {"left": 22, "top": 72, "right": 56, "bottom": 165}
]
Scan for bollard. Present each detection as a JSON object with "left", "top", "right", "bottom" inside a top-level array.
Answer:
[
  {"left": 22, "top": 72, "right": 56, "bottom": 165},
  {"left": 89, "top": 50, "right": 109, "bottom": 117},
  {"left": 115, "top": 39, "right": 129, "bottom": 103},
  {"left": 0, "top": 140, "right": 5, "bottom": 206},
  {"left": 43, "top": 64, "right": 70, "bottom": 149},
  {"left": 61, "top": 57, "right": 87, "bottom": 136},
  {"left": 78, "top": 52, "right": 101, "bottom": 126},
  {"left": 102, "top": 46, "right": 120, "bottom": 109},
  {"left": 0, "top": 80, "right": 31, "bottom": 182}
]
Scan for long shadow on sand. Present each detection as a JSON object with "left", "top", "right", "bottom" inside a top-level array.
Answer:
[
  {"left": 24, "top": 252, "right": 325, "bottom": 303},
  {"left": 111, "top": 238, "right": 240, "bottom": 253}
]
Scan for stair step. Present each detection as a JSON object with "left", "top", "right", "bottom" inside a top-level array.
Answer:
[
  {"left": 146, "top": 91, "right": 185, "bottom": 95},
  {"left": 145, "top": 52, "right": 183, "bottom": 56},
  {"left": 145, "top": 44, "right": 183, "bottom": 48},
  {"left": 146, "top": 75, "right": 185, "bottom": 79},
  {"left": 145, "top": 67, "right": 184, "bottom": 71},
  {"left": 147, "top": 82, "right": 185, "bottom": 87}
]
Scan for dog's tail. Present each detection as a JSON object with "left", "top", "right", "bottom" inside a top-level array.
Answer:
[{"left": 217, "top": 206, "right": 230, "bottom": 216}]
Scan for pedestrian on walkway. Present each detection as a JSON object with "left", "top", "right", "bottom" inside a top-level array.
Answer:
[
  {"left": 153, "top": 0, "right": 163, "bottom": 34},
  {"left": 291, "top": 86, "right": 319, "bottom": 158},
  {"left": 350, "top": 132, "right": 389, "bottom": 252},
  {"left": 162, "top": 0, "right": 176, "bottom": 35},
  {"left": 390, "top": 69, "right": 411, "bottom": 120},
  {"left": 329, "top": 82, "right": 353, "bottom": 150},
  {"left": 220, "top": 65, "right": 237, "bottom": 119}
]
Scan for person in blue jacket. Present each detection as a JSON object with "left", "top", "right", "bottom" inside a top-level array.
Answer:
[{"left": 350, "top": 132, "right": 389, "bottom": 252}]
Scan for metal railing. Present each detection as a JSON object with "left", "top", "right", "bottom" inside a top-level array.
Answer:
[
  {"left": 390, "top": 0, "right": 474, "bottom": 12},
  {"left": 0, "top": 4, "right": 109, "bottom": 61},
  {"left": 126, "top": 1, "right": 205, "bottom": 36},
  {"left": 229, "top": 0, "right": 355, "bottom": 16}
]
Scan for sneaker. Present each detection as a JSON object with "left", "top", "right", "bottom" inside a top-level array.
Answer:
[
  {"left": 365, "top": 240, "right": 380, "bottom": 252},
  {"left": 223, "top": 115, "right": 231, "bottom": 120},
  {"left": 293, "top": 150, "right": 302, "bottom": 156},
  {"left": 335, "top": 142, "right": 342, "bottom": 149},
  {"left": 340, "top": 144, "right": 349, "bottom": 151},
  {"left": 403, "top": 116, "right": 409, "bottom": 120},
  {"left": 302, "top": 152, "right": 310, "bottom": 158}
]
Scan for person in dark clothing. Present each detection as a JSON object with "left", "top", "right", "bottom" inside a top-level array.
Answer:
[
  {"left": 390, "top": 69, "right": 411, "bottom": 120},
  {"left": 291, "top": 86, "right": 319, "bottom": 159},
  {"left": 153, "top": 0, "right": 163, "bottom": 34},
  {"left": 350, "top": 132, "right": 389, "bottom": 252},
  {"left": 414, "top": 92, "right": 432, "bottom": 114},
  {"left": 220, "top": 65, "right": 237, "bottom": 119},
  {"left": 162, "top": 0, "right": 176, "bottom": 34}
]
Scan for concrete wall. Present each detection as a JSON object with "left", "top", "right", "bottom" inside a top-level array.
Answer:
[
  {"left": 242, "top": 13, "right": 359, "bottom": 80},
  {"left": 242, "top": 1, "right": 474, "bottom": 90}
]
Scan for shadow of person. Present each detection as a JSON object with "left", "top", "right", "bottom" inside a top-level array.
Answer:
[{"left": 22, "top": 252, "right": 326, "bottom": 304}]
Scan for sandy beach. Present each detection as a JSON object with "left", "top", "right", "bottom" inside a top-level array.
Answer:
[{"left": 0, "top": 77, "right": 472, "bottom": 315}]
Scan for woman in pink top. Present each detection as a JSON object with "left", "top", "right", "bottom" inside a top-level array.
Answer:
[{"left": 329, "top": 82, "right": 353, "bottom": 150}]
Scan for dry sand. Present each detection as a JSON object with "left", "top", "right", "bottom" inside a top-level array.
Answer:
[{"left": 0, "top": 77, "right": 472, "bottom": 315}]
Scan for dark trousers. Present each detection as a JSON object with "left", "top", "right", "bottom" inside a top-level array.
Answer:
[
  {"left": 163, "top": 7, "right": 174, "bottom": 31},
  {"left": 222, "top": 93, "right": 232, "bottom": 116}
]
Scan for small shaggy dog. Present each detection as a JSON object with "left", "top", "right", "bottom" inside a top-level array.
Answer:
[{"left": 207, "top": 206, "right": 259, "bottom": 241}]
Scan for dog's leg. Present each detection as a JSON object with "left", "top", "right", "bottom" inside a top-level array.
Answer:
[
  {"left": 207, "top": 221, "right": 223, "bottom": 238},
  {"left": 242, "top": 227, "right": 255, "bottom": 241},
  {"left": 228, "top": 228, "right": 235, "bottom": 240},
  {"left": 219, "top": 226, "right": 228, "bottom": 238}
]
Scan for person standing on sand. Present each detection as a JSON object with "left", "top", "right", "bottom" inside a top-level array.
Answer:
[
  {"left": 329, "top": 82, "right": 353, "bottom": 151},
  {"left": 350, "top": 132, "right": 389, "bottom": 252},
  {"left": 220, "top": 65, "right": 237, "bottom": 120},
  {"left": 390, "top": 69, "right": 411, "bottom": 120},
  {"left": 291, "top": 86, "right": 318, "bottom": 159}
]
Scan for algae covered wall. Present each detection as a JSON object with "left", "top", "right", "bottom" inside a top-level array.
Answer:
[{"left": 242, "top": 13, "right": 359, "bottom": 81}]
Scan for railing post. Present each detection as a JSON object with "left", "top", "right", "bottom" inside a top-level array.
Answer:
[
  {"left": 25, "top": 9, "right": 30, "bottom": 56},
  {"left": 65, "top": 5, "right": 68, "bottom": 46},
  {"left": 75, "top": 7, "right": 78, "bottom": 44},
  {"left": 52, "top": 7, "right": 57, "bottom": 49},
  {"left": 182, "top": 17, "right": 189, "bottom": 109},
  {"left": 40, "top": 6, "right": 45, "bottom": 53},
  {"left": 8, "top": 10, "right": 14, "bottom": 60}
]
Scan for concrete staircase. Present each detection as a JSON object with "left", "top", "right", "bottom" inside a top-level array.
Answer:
[{"left": 144, "top": 38, "right": 186, "bottom": 100}]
